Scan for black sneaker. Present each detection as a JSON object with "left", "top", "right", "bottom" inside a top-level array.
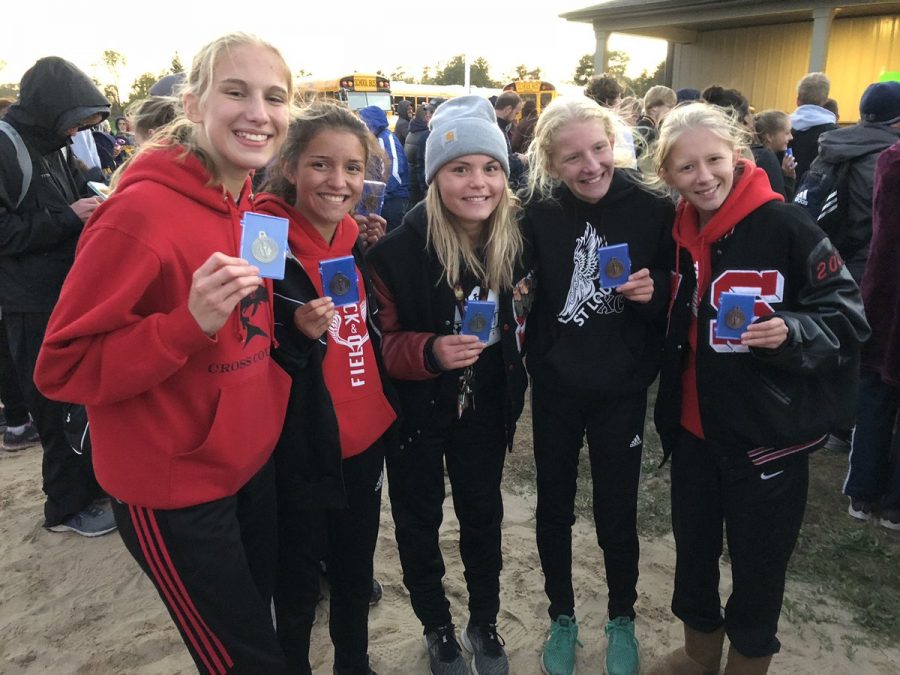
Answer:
[
  {"left": 424, "top": 623, "right": 469, "bottom": 675},
  {"left": 880, "top": 508, "right": 900, "bottom": 531},
  {"left": 369, "top": 577, "right": 383, "bottom": 606},
  {"left": 3, "top": 421, "right": 41, "bottom": 451},
  {"left": 460, "top": 620, "right": 508, "bottom": 675},
  {"left": 848, "top": 498, "right": 876, "bottom": 521}
]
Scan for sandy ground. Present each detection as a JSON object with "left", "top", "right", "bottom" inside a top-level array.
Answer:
[{"left": 1, "top": 444, "right": 897, "bottom": 674}]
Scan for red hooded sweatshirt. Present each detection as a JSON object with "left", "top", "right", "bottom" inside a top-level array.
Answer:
[
  {"left": 255, "top": 194, "right": 395, "bottom": 458},
  {"left": 35, "top": 147, "right": 291, "bottom": 508},
  {"left": 671, "top": 160, "right": 782, "bottom": 438}
]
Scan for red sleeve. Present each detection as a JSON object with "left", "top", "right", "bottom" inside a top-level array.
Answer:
[
  {"left": 35, "top": 225, "right": 213, "bottom": 406},
  {"left": 370, "top": 270, "right": 439, "bottom": 381}
]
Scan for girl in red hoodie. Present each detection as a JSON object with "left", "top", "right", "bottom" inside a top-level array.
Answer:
[
  {"left": 650, "top": 103, "right": 868, "bottom": 674},
  {"left": 35, "top": 33, "right": 294, "bottom": 672},
  {"left": 255, "top": 100, "right": 397, "bottom": 675}
]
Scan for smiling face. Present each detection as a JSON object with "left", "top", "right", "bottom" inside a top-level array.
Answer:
[
  {"left": 434, "top": 154, "right": 507, "bottom": 238},
  {"left": 550, "top": 119, "right": 616, "bottom": 204},
  {"left": 289, "top": 128, "right": 366, "bottom": 238},
  {"left": 184, "top": 43, "right": 289, "bottom": 196},
  {"left": 764, "top": 122, "right": 793, "bottom": 152},
  {"left": 660, "top": 126, "right": 740, "bottom": 226}
]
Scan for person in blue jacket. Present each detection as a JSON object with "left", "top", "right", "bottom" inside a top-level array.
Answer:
[{"left": 359, "top": 105, "right": 410, "bottom": 231}]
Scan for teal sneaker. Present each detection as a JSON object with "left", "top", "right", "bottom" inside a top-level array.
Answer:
[
  {"left": 541, "top": 615, "right": 582, "bottom": 675},
  {"left": 604, "top": 617, "right": 640, "bottom": 675}
]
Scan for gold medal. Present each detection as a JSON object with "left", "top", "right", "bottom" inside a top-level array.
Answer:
[
  {"left": 250, "top": 231, "right": 278, "bottom": 264},
  {"left": 468, "top": 313, "right": 488, "bottom": 333},
  {"left": 605, "top": 257, "right": 625, "bottom": 279},
  {"left": 329, "top": 271, "right": 352, "bottom": 296},
  {"left": 725, "top": 306, "right": 747, "bottom": 330}
]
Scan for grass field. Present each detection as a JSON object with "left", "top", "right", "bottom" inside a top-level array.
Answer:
[{"left": 504, "top": 384, "right": 900, "bottom": 647}]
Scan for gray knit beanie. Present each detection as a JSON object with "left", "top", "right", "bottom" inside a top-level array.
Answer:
[{"left": 425, "top": 95, "right": 510, "bottom": 184}]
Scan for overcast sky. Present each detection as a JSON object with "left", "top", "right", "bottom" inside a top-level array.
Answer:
[{"left": 3, "top": 1, "right": 667, "bottom": 92}]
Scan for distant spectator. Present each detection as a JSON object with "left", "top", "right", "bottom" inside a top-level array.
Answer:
[
  {"left": 755, "top": 109, "right": 796, "bottom": 198},
  {"left": 494, "top": 91, "right": 528, "bottom": 188},
  {"left": 359, "top": 105, "right": 410, "bottom": 231},
  {"left": 790, "top": 72, "right": 838, "bottom": 181},
  {"left": 148, "top": 72, "right": 186, "bottom": 97},
  {"left": 584, "top": 73, "right": 623, "bottom": 108},
  {"left": 635, "top": 85, "right": 676, "bottom": 156},
  {"left": 824, "top": 97, "right": 840, "bottom": 122},
  {"left": 843, "top": 139, "right": 900, "bottom": 531},
  {"left": 126, "top": 96, "right": 178, "bottom": 146},
  {"left": 113, "top": 116, "right": 136, "bottom": 160},
  {"left": 510, "top": 99, "right": 538, "bottom": 153},
  {"left": 0, "top": 56, "right": 113, "bottom": 536},
  {"left": 676, "top": 88, "right": 701, "bottom": 103},
  {"left": 815, "top": 80, "right": 900, "bottom": 283},
  {"left": 394, "top": 99, "right": 412, "bottom": 145},
  {"left": 404, "top": 102, "right": 432, "bottom": 206}
]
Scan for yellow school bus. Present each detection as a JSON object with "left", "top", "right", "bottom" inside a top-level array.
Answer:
[
  {"left": 296, "top": 74, "right": 392, "bottom": 112},
  {"left": 502, "top": 80, "right": 557, "bottom": 115}
]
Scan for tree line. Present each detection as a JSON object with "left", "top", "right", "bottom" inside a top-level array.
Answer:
[{"left": 0, "top": 50, "right": 666, "bottom": 112}]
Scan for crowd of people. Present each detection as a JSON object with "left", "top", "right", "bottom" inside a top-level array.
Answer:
[{"left": 1, "top": 30, "right": 898, "bottom": 675}]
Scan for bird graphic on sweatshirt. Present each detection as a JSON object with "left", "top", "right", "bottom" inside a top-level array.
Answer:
[{"left": 559, "top": 222, "right": 610, "bottom": 323}]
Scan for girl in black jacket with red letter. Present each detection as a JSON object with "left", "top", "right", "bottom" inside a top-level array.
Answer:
[{"left": 650, "top": 103, "right": 869, "bottom": 674}]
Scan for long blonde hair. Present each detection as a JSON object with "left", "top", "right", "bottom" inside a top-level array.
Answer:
[
  {"left": 425, "top": 180, "right": 523, "bottom": 292},
  {"left": 112, "top": 33, "right": 292, "bottom": 190},
  {"left": 524, "top": 97, "right": 622, "bottom": 204}
]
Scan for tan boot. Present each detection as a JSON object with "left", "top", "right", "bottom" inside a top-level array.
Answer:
[
  {"left": 723, "top": 645, "right": 773, "bottom": 675},
  {"left": 646, "top": 625, "right": 725, "bottom": 675}
]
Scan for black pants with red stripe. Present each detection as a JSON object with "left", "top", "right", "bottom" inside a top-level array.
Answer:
[{"left": 112, "top": 460, "right": 285, "bottom": 674}]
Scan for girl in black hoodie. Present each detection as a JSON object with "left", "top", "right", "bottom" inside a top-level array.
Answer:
[{"left": 521, "top": 96, "right": 674, "bottom": 675}]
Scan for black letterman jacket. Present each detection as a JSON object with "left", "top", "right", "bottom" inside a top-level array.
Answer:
[{"left": 654, "top": 200, "right": 870, "bottom": 472}]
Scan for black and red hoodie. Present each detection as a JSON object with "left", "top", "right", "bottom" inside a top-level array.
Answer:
[
  {"left": 255, "top": 193, "right": 397, "bottom": 511},
  {"left": 35, "top": 147, "right": 291, "bottom": 508}
]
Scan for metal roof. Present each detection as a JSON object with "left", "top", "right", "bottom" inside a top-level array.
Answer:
[{"left": 561, "top": 0, "right": 900, "bottom": 40}]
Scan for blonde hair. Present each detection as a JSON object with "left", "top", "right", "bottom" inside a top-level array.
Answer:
[
  {"left": 425, "top": 180, "right": 523, "bottom": 292},
  {"left": 524, "top": 96, "right": 621, "bottom": 203},
  {"left": 262, "top": 99, "right": 373, "bottom": 205},
  {"left": 650, "top": 102, "right": 750, "bottom": 185},
  {"left": 643, "top": 85, "right": 677, "bottom": 112},
  {"left": 121, "top": 33, "right": 292, "bottom": 187}
]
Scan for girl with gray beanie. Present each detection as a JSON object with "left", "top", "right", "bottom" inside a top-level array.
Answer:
[{"left": 367, "top": 95, "right": 532, "bottom": 675}]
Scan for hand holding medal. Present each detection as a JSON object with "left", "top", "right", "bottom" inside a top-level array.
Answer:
[
  {"left": 293, "top": 297, "right": 336, "bottom": 340},
  {"left": 615, "top": 267, "right": 654, "bottom": 304},
  {"left": 188, "top": 252, "right": 263, "bottom": 337}
]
